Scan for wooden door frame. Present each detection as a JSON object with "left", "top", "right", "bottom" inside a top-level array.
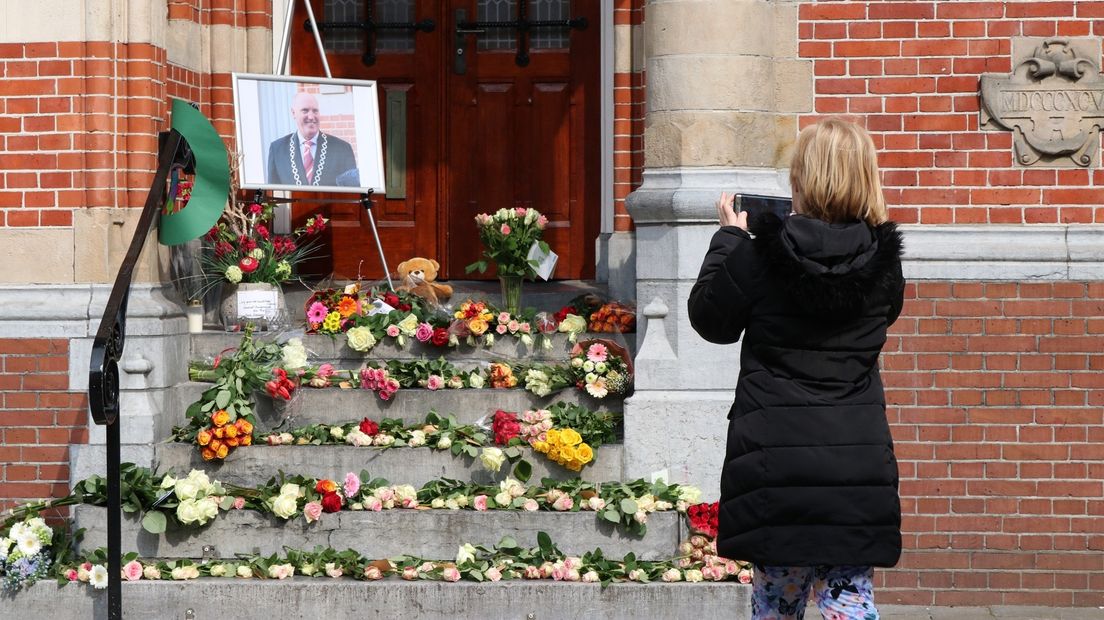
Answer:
[{"left": 270, "top": 0, "right": 617, "bottom": 278}]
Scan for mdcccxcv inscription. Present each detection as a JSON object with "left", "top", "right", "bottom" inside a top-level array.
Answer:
[{"left": 981, "top": 38, "right": 1104, "bottom": 168}]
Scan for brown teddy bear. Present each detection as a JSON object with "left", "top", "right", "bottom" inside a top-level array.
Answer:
[{"left": 395, "top": 257, "right": 453, "bottom": 306}]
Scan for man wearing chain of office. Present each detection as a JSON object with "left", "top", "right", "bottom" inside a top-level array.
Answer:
[{"left": 267, "top": 91, "right": 360, "bottom": 188}]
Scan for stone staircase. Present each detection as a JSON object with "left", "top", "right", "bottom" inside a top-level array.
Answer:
[{"left": 26, "top": 282, "right": 751, "bottom": 618}]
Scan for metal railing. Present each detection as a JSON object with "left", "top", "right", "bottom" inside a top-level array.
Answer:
[{"left": 88, "top": 129, "right": 190, "bottom": 619}]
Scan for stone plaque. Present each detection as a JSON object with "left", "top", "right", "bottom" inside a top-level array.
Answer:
[{"left": 980, "top": 38, "right": 1104, "bottom": 168}]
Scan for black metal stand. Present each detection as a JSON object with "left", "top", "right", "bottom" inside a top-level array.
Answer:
[{"left": 361, "top": 190, "right": 394, "bottom": 290}]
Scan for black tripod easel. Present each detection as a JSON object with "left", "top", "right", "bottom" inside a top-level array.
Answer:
[{"left": 269, "top": 0, "right": 394, "bottom": 290}]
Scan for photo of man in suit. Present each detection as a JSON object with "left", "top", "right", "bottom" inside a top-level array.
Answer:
[{"left": 267, "top": 92, "right": 360, "bottom": 187}]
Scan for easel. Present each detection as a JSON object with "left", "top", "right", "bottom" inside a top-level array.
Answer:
[{"left": 269, "top": 0, "right": 394, "bottom": 290}]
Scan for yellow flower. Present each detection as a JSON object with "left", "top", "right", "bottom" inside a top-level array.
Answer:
[
  {"left": 576, "top": 443, "right": 594, "bottom": 464},
  {"left": 547, "top": 447, "right": 561, "bottom": 462},
  {"left": 545, "top": 429, "right": 561, "bottom": 446},
  {"left": 532, "top": 441, "right": 549, "bottom": 453},
  {"left": 566, "top": 460, "right": 583, "bottom": 472},
  {"left": 560, "top": 428, "right": 582, "bottom": 446},
  {"left": 469, "top": 319, "right": 488, "bottom": 335},
  {"left": 559, "top": 445, "right": 578, "bottom": 463},
  {"left": 323, "top": 311, "right": 342, "bottom": 332}
]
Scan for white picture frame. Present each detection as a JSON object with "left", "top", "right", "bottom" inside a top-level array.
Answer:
[{"left": 232, "top": 72, "right": 386, "bottom": 194}]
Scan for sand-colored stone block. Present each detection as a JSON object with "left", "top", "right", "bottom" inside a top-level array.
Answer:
[
  {"left": 644, "top": 111, "right": 796, "bottom": 169},
  {"left": 247, "top": 26, "right": 274, "bottom": 74},
  {"left": 73, "top": 208, "right": 172, "bottom": 285},
  {"left": 646, "top": 0, "right": 775, "bottom": 58},
  {"left": 0, "top": 229, "right": 76, "bottom": 284},
  {"left": 615, "top": 24, "right": 633, "bottom": 74},
  {"left": 647, "top": 55, "right": 775, "bottom": 113},
  {"left": 774, "top": 59, "right": 814, "bottom": 114},
  {"left": 773, "top": 2, "right": 801, "bottom": 59},
  {"left": 2, "top": 0, "right": 86, "bottom": 43},
  {"left": 166, "top": 18, "right": 203, "bottom": 72}
]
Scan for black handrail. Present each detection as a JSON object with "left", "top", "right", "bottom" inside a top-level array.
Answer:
[{"left": 88, "top": 129, "right": 188, "bottom": 619}]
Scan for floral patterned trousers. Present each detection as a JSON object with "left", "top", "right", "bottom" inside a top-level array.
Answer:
[{"left": 751, "top": 565, "right": 879, "bottom": 620}]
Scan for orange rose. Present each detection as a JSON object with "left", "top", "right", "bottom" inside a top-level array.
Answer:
[
  {"left": 196, "top": 429, "right": 213, "bottom": 446},
  {"left": 201, "top": 447, "right": 217, "bottom": 461},
  {"left": 213, "top": 426, "right": 226, "bottom": 439},
  {"left": 209, "top": 438, "right": 223, "bottom": 453},
  {"left": 224, "top": 425, "right": 239, "bottom": 439},
  {"left": 240, "top": 434, "right": 252, "bottom": 446},
  {"left": 315, "top": 479, "right": 338, "bottom": 494},
  {"left": 212, "top": 410, "right": 230, "bottom": 427},
  {"left": 225, "top": 436, "right": 240, "bottom": 448},
  {"left": 235, "top": 418, "right": 254, "bottom": 435},
  {"left": 216, "top": 443, "right": 229, "bottom": 459}
]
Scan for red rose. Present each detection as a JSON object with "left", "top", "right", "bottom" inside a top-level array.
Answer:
[
  {"left": 239, "top": 257, "right": 259, "bottom": 273},
  {"left": 492, "top": 409, "right": 520, "bottom": 445},
  {"left": 359, "top": 417, "right": 379, "bottom": 436},
  {"left": 687, "top": 501, "right": 720, "bottom": 538},
  {"left": 321, "top": 492, "right": 342, "bottom": 513},
  {"left": 554, "top": 305, "right": 574, "bottom": 323},
  {"left": 383, "top": 292, "right": 400, "bottom": 308},
  {"left": 431, "top": 327, "right": 450, "bottom": 347},
  {"left": 248, "top": 203, "right": 264, "bottom": 216},
  {"left": 205, "top": 226, "right": 219, "bottom": 241}
]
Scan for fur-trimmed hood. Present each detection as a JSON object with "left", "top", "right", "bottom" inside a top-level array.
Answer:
[{"left": 751, "top": 214, "right": 904, "bottom": 318}]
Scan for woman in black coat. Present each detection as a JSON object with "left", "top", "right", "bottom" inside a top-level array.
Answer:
[{"left": 689, "top": 119, "right": 905, "bottom": 620}]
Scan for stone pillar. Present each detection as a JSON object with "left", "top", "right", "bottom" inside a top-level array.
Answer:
[{"left": 622, "top": 0, "right": 810, "bottom": 497}]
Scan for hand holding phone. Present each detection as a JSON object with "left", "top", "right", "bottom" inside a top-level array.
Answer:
[
  {"left": 715, "top": 192, "right": 746, "bottom": 229},
  {"left": 734, "top": 193, "right": 793, "bottom": 221}
]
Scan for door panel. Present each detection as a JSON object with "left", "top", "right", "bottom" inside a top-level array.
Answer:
[{"left": 291, "top": 0, "right": 598, "bottom": 280}]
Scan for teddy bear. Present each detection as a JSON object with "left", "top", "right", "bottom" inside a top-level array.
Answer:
[{"left": 395, "top": 257, "right": 453, "bottom": 306}]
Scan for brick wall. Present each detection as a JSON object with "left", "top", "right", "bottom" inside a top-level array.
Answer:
[
  {"left": 613, "top": 0, "right": 644, "bottom": 233},
  {"left": 799, "top": 1, "right": 1104, "bottom": 225},
  {"left": 879, "top": 281, "right": 1104, "bottom": 606},
  {"left": 0, "top": 339, "right": 88, "bottom": 515}
]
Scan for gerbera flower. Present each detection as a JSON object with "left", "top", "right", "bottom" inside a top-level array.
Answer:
[
  {"left": 337, "top": 296, "right": 359, "bottom": 318},
  {"left": 586, "top": 342, "right": 608, "bottom": 363},
  {"left": 307, "top": 301, "right": 328, "bottom": 323}
]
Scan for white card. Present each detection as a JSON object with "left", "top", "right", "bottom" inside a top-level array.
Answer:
[
  {"left": 527, "top": 241, "right": 558, "bottom": 281},
  {"left": 236, "top": 290, "right": 279, "bottom": 319},
  {"left": 368, "top": 299, "right": 395, "bottom": 316}
]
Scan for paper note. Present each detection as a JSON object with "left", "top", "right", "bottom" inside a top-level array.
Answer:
[
  {"left": 368, "top": 299, "right": 395, "bottom": 316},
  {"left": 527, "top": 242, "right": 558, "bottom": 281},
  {"left": 236, "top": 289, "right": 279, "bottom": 319}
]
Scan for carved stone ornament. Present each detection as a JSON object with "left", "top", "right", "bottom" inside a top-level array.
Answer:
[{"left": 980, "top": 38, "right": 1104, "bottom": 167}]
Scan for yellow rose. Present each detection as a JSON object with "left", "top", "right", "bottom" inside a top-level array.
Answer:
[
  {"left": 559, "top": 445, "right": 578, "bottom": 463},
  {"left": 576, "top": 443, "right": 594, "bottom": 464},
  {"left": 545, "top": 429, "right": 561, "bottom": 446},
  {"left": 560, "top": 428, "right": 582, "bottom": 446},
  {"left": 566, "top": 460, "right": 583, "bottom": 472},
  {"left": 532, "top": 441, "right": 549, "bottom": 453},
  {"left": 469, "top": 319, "right": 488, "bottom": 335},
  {"left": 547, "top": 447, "right": 561, "bottom": 462}
]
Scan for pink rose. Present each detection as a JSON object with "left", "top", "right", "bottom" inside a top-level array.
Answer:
[
  {"left": 402, "top": 566, "right": 418, "bottom": 580},
  {"left": 317, "top": 363, "right": 335, "bottom": 378},
  {"left": 66, "top": 568, "right": 78, "bottom": 581},
  {"left": 486, "top": 567, "right": 502, "bottom": 582},
  {"left": 537, "top": 215, "right": 548, "bottom": 228},
  {"left": 496, "top": 324, "right": 508, "bottom": 335},
  {"left": 376, "top": 487, "right": 395, "bottom": 502},
  {"left": 515, "top": 207, "right": 527, "bottom": 217},
  {"left": 551, "top": 564, "right": 567, "bottom": 581},
  {"left": 523, "top": 565, "right": 541, "bottom": 579},
  {"left": 473, "top": 495, "right": 488, "bottom": 511},
  {"left": 498, "top": 312, "right": 511, "bottom": 324},
  {"left": 507, "top": 320, "right": 520, "bottom": 334},
  {"left": 442, "top": 566, "right": 461, "bottom": 582},
  {"left": 304, "top": 501, "right": 323, "bottom": 523},
  {"left": 344, "top": 472, "right": 361, "bottom": 498},
  {"left": 522, "top": 498, "right": 539, "bottom": 512},
  {"left": 520, "top": 322, "right": 531, "bottom": 334},
  {"left": 426, "top": 375, "right": 445, "bottom": 391},
  {"left": 564, "top": 557, "right": 581, "bottom": 571},
  {"left": 122, "top": 560, "right": 143, "bottom": 581},
  {"left": 500, "top": 224, "right": 511, "bottom": 235},
  {"left": 233, "top": 496, "right": 245, "bottom": 510},
  {"left": 552, "top": 495, "right": 574, "bottom": 511},
  {"left": 364, "top": 566, "right": 383, "bottom": 580},
  {"left": 386, "top": 325, "right": 401, "bottom": 338},
  {"left": 415, "top": 322, "right": 434, "bottom": 343},
  {"left": 364, "top": 496, "right": 383, "bottom": 511},
  {"left": 737, "top": 568, "right": 752, "bottom": 583}
]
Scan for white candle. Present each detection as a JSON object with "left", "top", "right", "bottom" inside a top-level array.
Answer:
[{"left": 187, "top": 301, "right": 204, "bottom": 333}]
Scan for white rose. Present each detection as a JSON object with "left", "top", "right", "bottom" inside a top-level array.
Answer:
[
  {"left": 373, "top": 433, "right": 395, "bottom": 447},
  {"left": 456, "top": 543, "right": 477, "bottom": 565},
  {"left": 522, "top": 498, "right": 539, "bottom": 512},
  {"left": 637, "top": 494, "right": 657, "bottom": 512},
  {"left": 143, "top": 565, "right": 161, "bottom": 580},
  {"left": 495, "top": 492, "right": 512, "bottom": 508},
  {"left": 397, "top": 313, "right": 419, "bottom": 336},
  {"left": 174, "top": 479, "right": 201, "bottom": 502},
  {"left": 581, "top": 570, "right": 600, "bottom": 583},
  {"left": 678, "top": 486, "right": 702, "bottom": 504},
  {"left": 393, "top": 485, "right": 417, "bottom": 503},
  {"left": 330, "top": 426, "right": 345, "bottom": 440},
  {"left": 479, "top": 447, "right": 506, "bottom": 472},
  {"left": 408, "top": 430, "right": 426, "bottom": 447},
  {"left": 197, "top": 497, "right": 219, "bottom": 523},
  {"left": 662, "top": 568, "right": 682, "bottom": 582},
  {"left": 346, "top": 326, "right": 377, "bottom": 353},
  {"left": 586, "top": 497, "right": 606, "bottom": 512},
  {"left": 271, "top": 494, "right": 299, "bottom": 519},
  {"left": 455, "top": 495, "right": 469, "bottom": 508},
  {"left": 445, "top": 499, "right": 460, "bottom": 510},
  {"left": 281, "top": 339, "right": 308, "bottom": 370},
  {"left": 175, "top": 500, "right": 202, "bottom": 525},
  {"left": 436, "top": 436, "right": 452, "bottom": 450},
  {"left": 468, "top": 372, "right": 484, "bottom": 389},
  {"left": 431, "top": 498, "right": 445, "bottom": 509},
  {"left": 634, "top": 510, "right": 648, "bottom": 524},
  {"left": 209, "top": 564, "right": 227, "bottom": 577},
  {"left": 684, "top": 569, "right": 703, "bottom": 583},
  {"left": 279, "top": 483, "right": 301, "bottom": 497},
  {"left": 237, "top": 565, "right": 253, "bottom": 578},
  {"left": 159, "top": 475, "right": 177, "bottom": 490},
  {"left": 300, "top": 563, "right": 316, "bottom": 576}
]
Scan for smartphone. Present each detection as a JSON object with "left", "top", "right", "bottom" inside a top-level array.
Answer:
[{"left": 734, "top": 193, "right": 792, "bottom": 220}]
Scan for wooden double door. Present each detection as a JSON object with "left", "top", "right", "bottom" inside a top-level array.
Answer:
[{"left": 291, "top": 0, "right": 601, "bottom": 280}]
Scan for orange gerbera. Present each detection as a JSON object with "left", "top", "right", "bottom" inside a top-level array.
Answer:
[{"left": 337, "top": 296, "right": 359, "bottom": 318}]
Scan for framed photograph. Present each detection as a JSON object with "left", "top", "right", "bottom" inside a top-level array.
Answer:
[{"left": 232, "top": 73, "right": 385, "bottom": 194}]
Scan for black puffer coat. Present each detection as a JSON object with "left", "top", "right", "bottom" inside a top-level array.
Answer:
[{"left": 688, "top": 214, "right": 905, "bottom": 567}]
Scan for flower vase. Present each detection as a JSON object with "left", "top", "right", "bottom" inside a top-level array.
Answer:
[
  {"left": 498, "top": 275, "right": 524, "bottom": 315},
  {"left": 219, "top": 282, "right": 288, "bottom": 332}
]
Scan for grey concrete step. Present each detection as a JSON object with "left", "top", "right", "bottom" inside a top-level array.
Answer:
[
  {"left": 74, "top": 506, "right": 683, "bottom": 561},
  {"left": 8, "top": 580, "right": 751, "bottom": 620},
  {"left": 173, "top": 382, "right": 622, "bottom": 432},
  {"left": 192, "top": 330, "right": 636, "bottom": 364},
  {"left": 147, "top": 443, "right": 623, "bottom": 488}
]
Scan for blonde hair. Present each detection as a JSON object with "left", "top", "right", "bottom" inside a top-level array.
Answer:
[{"left": 789, "top": 118, "right": 887, "bottom": 226}]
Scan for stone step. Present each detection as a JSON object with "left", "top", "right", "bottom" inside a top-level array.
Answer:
[
  {"left": 147, "top": 443, "right": 624, "bottom": 488},
  {"left": 10, "top": 580, "right": 750, "bottom": 620},
  {"left": 173, "top": 382, "right": 622, "bottom": 431},
  {"left": 73, "top": 506, "right": 683, "bottom": 561},
  {"left": 192, "top": 330, "right": 636, "bottom": 364}
]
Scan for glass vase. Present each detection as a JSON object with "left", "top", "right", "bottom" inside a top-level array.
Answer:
[
  {"left": 498, "top": 275, "right": 524, "bottom": 315},
  {"left": 219, "top": 282, "right": 288, "bottom": 332}
]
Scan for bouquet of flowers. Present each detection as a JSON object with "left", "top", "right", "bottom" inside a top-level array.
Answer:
[
  {"left": 0, "top": 516, "right": 53, "bottom": 590},
  {"left": 466, "top": 208, "right": 549, "bottom": 278},
  {"left": 200, "top": 200, "right": 327, "bottom": 288},
  {"left": 569, "top": 339, "right": 633, "bottom": 399}
]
